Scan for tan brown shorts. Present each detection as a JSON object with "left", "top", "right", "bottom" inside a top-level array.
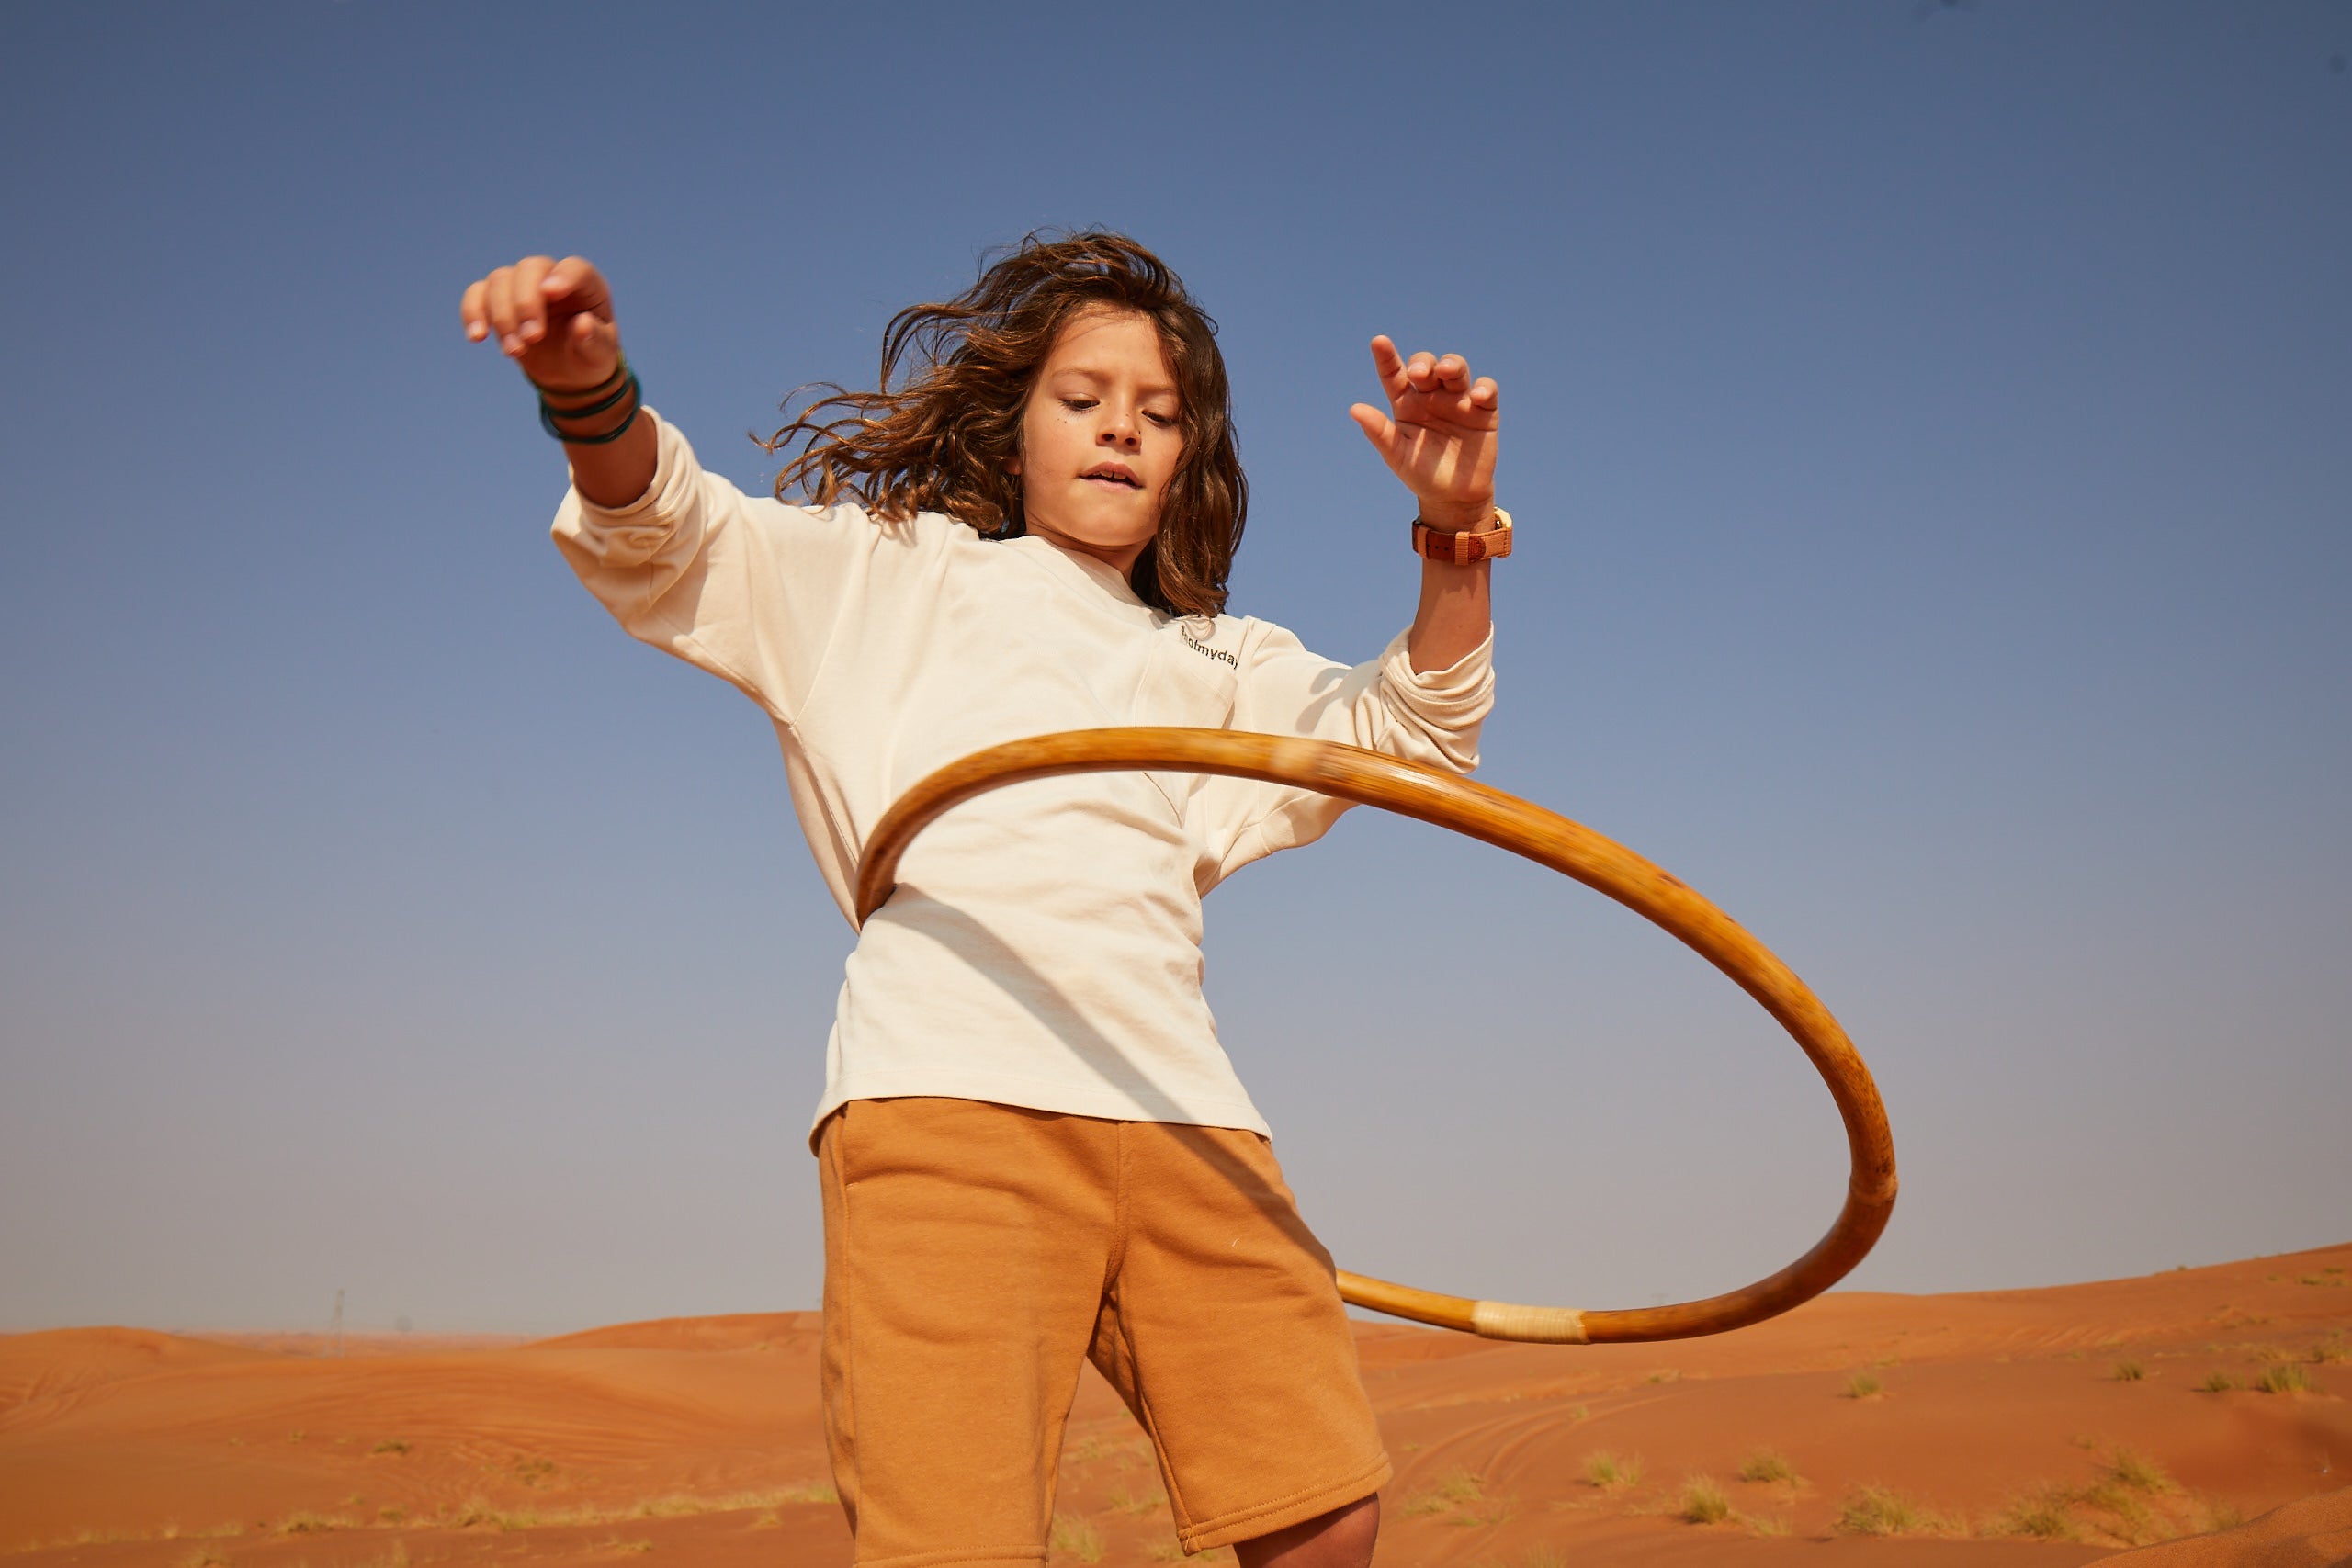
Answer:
[{"left": 817, "top": 1097, "right": 1390, "bottom": 1566}]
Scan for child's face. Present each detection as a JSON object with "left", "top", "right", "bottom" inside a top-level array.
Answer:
[{"left": 1008, "top": 306, "right": 1182, "bottom": 579}]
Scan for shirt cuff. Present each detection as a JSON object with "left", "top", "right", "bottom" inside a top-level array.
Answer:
[
  {"left": 1380, "top": 626, "right": 1496, "bottom": 708},
  {"left": 565, "top": 406, "right": 682, "bottom": 521}
]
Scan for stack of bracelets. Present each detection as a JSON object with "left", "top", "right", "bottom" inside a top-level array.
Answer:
[{"left": 535, "top": 358, "right": 642, "bottom": 446}]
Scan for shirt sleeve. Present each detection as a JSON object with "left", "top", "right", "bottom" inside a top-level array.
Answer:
[
  {"left": 548, "top": 410, "right": 868, "bottom": 728},
  {"left": 1198, "top": 619, "right": 1496, "bottom": 886}
]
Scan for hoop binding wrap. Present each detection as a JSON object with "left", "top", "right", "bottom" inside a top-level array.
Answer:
[
  {"left": 854, "top": 728, "right": 1897, "bottom": 1345},
  {"left": 1471, "top": 1302, "right": 1589, "bottom": 1344}
]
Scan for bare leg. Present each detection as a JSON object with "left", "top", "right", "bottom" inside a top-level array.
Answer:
[{"left": 1234, "top": 1495, "right": 1378, "bottom": 1568}]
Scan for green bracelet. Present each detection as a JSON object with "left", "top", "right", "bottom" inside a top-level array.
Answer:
[
  {"left": 538, "top": 363, "right": 641, "bottom": 444},
  {"left": 548, "top": 400, "right": 642, "bottom": 446}
]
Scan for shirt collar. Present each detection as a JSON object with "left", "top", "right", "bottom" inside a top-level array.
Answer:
[{"left": 1002, "top": 533, "right": 1159, "bottom": 619}]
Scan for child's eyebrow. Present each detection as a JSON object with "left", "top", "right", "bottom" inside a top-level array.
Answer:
[{"left": 1047, "top": 365, "right": 1180, "bottom": 398}]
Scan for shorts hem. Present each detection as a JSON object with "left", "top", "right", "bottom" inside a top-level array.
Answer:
[{"left": 1178, "top": 1451, "right": 1394, "bottom": 1552}]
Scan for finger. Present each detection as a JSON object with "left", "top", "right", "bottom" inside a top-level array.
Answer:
[
  {"left": 1434, "top": 353, "right": 1470, "bottom": 390},
  {"left": 1471, "top": 376, "right": 1499, "bottom": 409},
  {"left": 540, "top": 255, "right": 579, "bottom": 305},
  {"left": 1405, "top": 350, "right": 1438, "bottom": 391},
  {"left": 542, "top": 254, "right": 607, "bottom": 316},
  {"left": 570, "top": 310, "right": 620, "bottom": 378},
  {"left": 1348, "top": 401, "right": 1399, "bottom": 457},
  {"left": 1367, "top": 334, "right": 1409, "bottom": 399},
  {"left": 484, "top": 267, "right": 521, "bottom": 354},
  {"left": 511, "top": 255, "right": 554, "bottom": 344},
  {"left": 460, "top": 277, "right": 490, "bottom": 342}
]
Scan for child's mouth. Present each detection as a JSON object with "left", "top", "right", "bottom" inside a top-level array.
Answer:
[{"left": 1082, "top": 465, "right": 1142, "bottom": 489}]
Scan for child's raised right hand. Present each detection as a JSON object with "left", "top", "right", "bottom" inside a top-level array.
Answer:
[{"left": 460, "top": 255, "right": 623, "bottom": 392}]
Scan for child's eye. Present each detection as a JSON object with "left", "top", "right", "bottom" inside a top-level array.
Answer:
[
  {"left": 1145, "top": 411, "right": 1177, "bottom": 427},
  {"left": 1060, "top": 398, "right": 1097, "bottom": 412}
]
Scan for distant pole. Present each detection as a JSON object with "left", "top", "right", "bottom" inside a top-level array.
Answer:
[{"left": 329, "top": 1288, "right": 345, "bottom": 1359}]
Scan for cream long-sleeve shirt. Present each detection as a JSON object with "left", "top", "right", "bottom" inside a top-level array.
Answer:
[{"left": 553, "top": 412, "right": 1495, "bottom": 1141}]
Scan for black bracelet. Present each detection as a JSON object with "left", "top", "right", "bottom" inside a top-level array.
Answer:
[
  {"left": 537, "top": 358, "right": 632, "bottom": 421},
  {"left": 538, "top": 365, "right": 642, "bottom": 444},
  {"left": 548, "top": 400, "right": 643, "bottom": 446}
]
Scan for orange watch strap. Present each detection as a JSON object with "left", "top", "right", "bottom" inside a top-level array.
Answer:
[{"left": 1412, "top": 506, "right": 1514, "bottom": 565}]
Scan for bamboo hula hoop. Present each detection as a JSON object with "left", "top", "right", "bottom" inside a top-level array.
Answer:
[{"left": 854, "top": 728, "right": 1896, "bottom": 1345}]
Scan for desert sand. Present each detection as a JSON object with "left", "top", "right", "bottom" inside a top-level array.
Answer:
[{"left": 3, "top": 1244, "right": 2346, "bottom": 1567}]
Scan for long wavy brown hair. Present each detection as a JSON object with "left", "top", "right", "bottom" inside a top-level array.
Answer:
[{"left": 763, "top": 231, "right": 1247, "bottom": 618}]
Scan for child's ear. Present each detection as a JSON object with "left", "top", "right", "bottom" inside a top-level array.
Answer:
[{"left": 1005, "top": 454, "right": 1022, "bottom": 477}]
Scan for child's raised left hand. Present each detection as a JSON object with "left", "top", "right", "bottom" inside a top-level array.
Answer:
[{"left": 1348, "top": 336, "right": 1500, "bottom": 532}]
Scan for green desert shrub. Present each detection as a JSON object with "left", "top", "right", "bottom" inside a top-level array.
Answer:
[
  {"left": 1046, "top": 1514, "right": 1103, "bottom": 1564},
  {"left": 1400, "top": 1469, "right": 1484, "bottom": 1517},
  {"left": 2108, "top": 1449, "right": 2177, "bottom": 1493},
  {"left": 2075, "top": 1483, "right": 2157, "bottom": 1543},
  {"left": 1837, "top": 1485, "right": 1934, "bottom": 1536},
  {"left": 1678, "top": 1476, "right": 1731, "bottom": 1524},
  {"left": 2256, "top": 1363, "right": 2312, "bottom": 1394},
  {"left": 1996, "top": 1489, "right": 2080, "bottom": 1541},
  {"left": 1583, "top": 1450, "right": 1641, "bottom": 1489}
]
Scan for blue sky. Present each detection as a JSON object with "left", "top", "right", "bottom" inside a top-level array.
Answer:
[{"left": 3, "top": 2, "right": 2346, "bottom": 1335}]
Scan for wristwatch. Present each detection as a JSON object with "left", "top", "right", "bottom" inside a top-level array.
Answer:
[{"left": 1412, "top": 506, "right": 1513, "bottom": 565}]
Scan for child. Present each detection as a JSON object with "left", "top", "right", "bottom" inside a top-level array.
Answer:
[{"left": 460, "top": 232, "right": 1506, "bottom": 1568}]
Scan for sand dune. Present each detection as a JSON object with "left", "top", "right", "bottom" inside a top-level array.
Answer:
[
  {"left": 0, "top": 1327, "right": 266, "bottom": 1418},
  {"left": 2, "top": 1244, "right": 2345, "bottom": 1566},
  {"left": 528, "top": 1312, "right": 821, "bottom": 1353},
  {"left": 2100, "top": 1488, "right": 2352, "bottom": 1567}
]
